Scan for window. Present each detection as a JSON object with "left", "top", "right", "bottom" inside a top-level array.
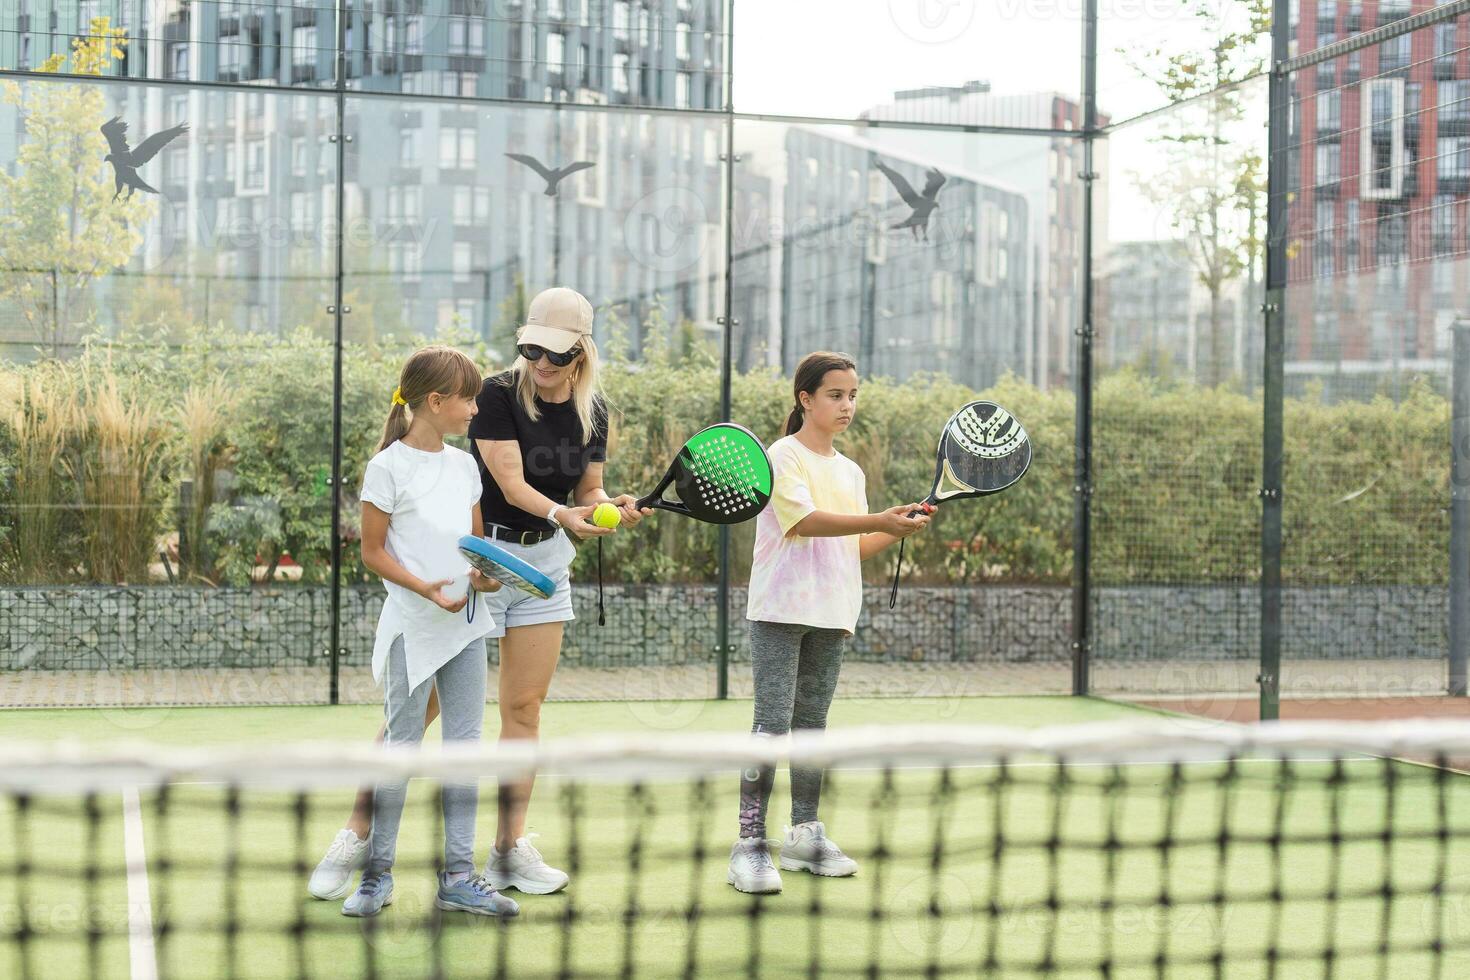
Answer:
[
  {"left": 293, "top": 26, "right": 314, "bottom": 68},
  {"left": 614, "top": 53, "right": 630, "bottom": 94},
  {"left": 614, "top": 1, "right": 631, "bottom": 40},
  {"left": 579, "top": 44, "right": 590, "bottom": 86},
  {"left": 677, "top": 23, "right": 690, "bottom": 60},
  {"left": 224, "top": 143, "right": 237, "bottom": 181},
  {"left": 291, "top": 192, "right": 311, "bottom": 234},
  {"left": 1380, "top": 33, "right": 1410, "bottom": 73},
  {"left": 244, "top": 139, "right": 266, "bottom": 190},
  {"left": 1316, "top": 142, "right": 1341, "bottom": 188},
  {"left": 676, "top": 71, "right": 691, "bottom": 109},
  {"left": 1360, "top": 78, "right": 1404, "bottom": 198},
  {"left": 291, "top": 137, "right": 307, "bottom": 176},
  {"left": 1441, "top": 137, "right": 1470, "bottom": 178},
  {"left": 439, "top": 128, "right": 476, "bottom": 169},
  {"left": 1316, "top": 89, "right": 1341, "bottom": 131},
  {"left": 1434, "top": 194, "right": 1457, "bottom": 252},
  {"left": 1441, "top": 80, "right": 1470, "bottom": 125},
  {"left": 400, "top": 129, "right": 419, "bottom": 166},
  {"left": 448, "top": 19, "right": 484, "bottom": 56},
  {"left": 1436, "top": 23, "right": 1458, "bottom": 69},
  {"left": 453, "top": 242, "right": 472, "bottom": 284},
  {"left": 454, "top": 187, "right": 471, "bottom": 225},
  {"left": 547, "top": 32, "right": 565, "bottom": 71},
  {"left": 171, "top": 44, "right": 189, "bottom": 78},
  {"left": 403, "top": 186, "right": 421, "bottom": 222},
  {"left": 219, "top": 35, "right": 245, "bottom": 77},
  {"left": 404, "top": 16, "right": 422, "bottom": 55}
]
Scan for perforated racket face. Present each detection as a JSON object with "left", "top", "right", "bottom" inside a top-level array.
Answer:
[
  {"left": 458, "top": 540, "right": 556, "bottom": 599},
  {"left": 671, "top": 424, "right": 773, "bottom": 524},
  {"left": 934, "top": 401, "right": 1031, "bottom": 500}
]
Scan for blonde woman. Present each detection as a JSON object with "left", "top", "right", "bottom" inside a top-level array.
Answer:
[
  {"left": 306, "top": 291, "right": 649, "bottom": 904},
  {"left": 464, "top": 286, "right": 650, "bottom": 893}
]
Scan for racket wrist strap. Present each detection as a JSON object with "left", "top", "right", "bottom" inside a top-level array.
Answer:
[
  {"left": 888, "top": 538, "right": 906, "bottom": 609},
  {"left": 597, "top": 538, "right": 606, "bottom": 626}
]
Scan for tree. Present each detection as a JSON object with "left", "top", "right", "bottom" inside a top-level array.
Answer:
[
  {"left": 0, "top": 19, "right": 154, "bottom": 357},
  {"left": 1121, "top": 0, "right": 1270, "bottom": 387}
]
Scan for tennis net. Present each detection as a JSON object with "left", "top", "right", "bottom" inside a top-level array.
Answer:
[{"left": 5, "top": 719, "right": 1470, "bottom": 978}]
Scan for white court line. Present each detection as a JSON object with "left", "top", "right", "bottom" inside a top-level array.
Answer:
[
  {"left": 150, "top": 753, "right": 1386, "bottom": 790},
  {"left": 121, "top": 787, "right": 158, "bottom": 980}
]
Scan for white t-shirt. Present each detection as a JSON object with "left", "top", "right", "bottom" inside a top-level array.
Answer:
[
  {"left": 746, "top": 435, "right": 868, "bottom": 633},
  {"left": 359, "top": 440, "right": 495, "bottom": 690}
]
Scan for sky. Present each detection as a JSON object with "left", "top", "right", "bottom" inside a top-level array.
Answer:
[{"left": 729, "top": 0, "right": 1271, "bottom": 242}]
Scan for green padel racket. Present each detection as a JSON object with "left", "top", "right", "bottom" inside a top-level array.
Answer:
[{"left": 634, "top": 423, "right": 773, "bottom": 524}]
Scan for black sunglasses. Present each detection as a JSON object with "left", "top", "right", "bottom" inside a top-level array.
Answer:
[{"left": 518, "top": 343, "right": 583, "bottom": 368}]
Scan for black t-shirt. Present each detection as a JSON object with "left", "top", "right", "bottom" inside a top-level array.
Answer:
[{"left": 467, "top": 370, "right": 608, "bottom": 532}]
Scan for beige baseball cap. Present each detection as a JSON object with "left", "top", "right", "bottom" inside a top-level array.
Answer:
[{"left": 517, "top": 287, "right": 593, "bottom": 353}]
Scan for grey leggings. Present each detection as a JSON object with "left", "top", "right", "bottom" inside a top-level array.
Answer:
[
  {"left": 738, "top": 620, "right": 847, "bottom": 839},
  {"left": 367, "top": 635, "right": 487, "bottom": 876}
]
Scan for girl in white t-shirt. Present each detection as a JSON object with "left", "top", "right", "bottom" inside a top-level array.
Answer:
[
  {"left": 728, "top": 351, "right": 931, "bottom": 895},
  {"left": 337, "top": 345, "right": 517, "bottom": 919}
]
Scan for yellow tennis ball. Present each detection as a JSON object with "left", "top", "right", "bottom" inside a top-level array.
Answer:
[{"left": 592, "top": 502, "right": 621, "bottom": 528}]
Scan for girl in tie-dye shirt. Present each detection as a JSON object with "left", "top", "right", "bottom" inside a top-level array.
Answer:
[{"left": 727, "top": 351, "right": 931, "bottom": 895}]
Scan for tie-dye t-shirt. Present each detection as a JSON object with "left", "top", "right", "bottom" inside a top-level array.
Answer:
[{"left": 745, "top": 435, "right": 869, "bottom": 633}]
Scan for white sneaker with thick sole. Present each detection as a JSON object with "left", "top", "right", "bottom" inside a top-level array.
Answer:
[
  {"left": 483, "top": 834, "right": 570, "bottom": 895},
  {"left": 308, "top": 828, "right": 369, "bottom": 900},
  {"left": 778, "top": 821, "right": 858, "bottom": 877},
  {"left": 727, "top": 838, "right": 782, "bottom": 894}
]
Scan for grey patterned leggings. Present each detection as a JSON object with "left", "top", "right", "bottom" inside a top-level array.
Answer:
[{"left": 738, "top": 620, "right": 847, "bottom": 839}]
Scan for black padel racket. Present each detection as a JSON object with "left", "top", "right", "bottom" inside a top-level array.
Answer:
[
  {"left": 890, "top": 401, "right": 1032, "bottom": 606},
  {"left": 635, "top": 422, "right": 773, "bottom": 524}
]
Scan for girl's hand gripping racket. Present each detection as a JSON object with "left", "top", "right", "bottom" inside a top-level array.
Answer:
[
  {"left": 634, "top": 423, "right": 773, "bottom": 524},
  {"left": 889, "top": 401, "right": 1033, "bottom": 607}
]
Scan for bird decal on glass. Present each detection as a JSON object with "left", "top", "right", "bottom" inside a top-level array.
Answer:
[
  {"left": 505, "top": 153, "right": 595, "bottom": 196},
  {"left": 101, "top": 116, "right": 189, "bottom": 201},
  {"left": 875, "top": 160, "right": 946, "bottom": 242}
]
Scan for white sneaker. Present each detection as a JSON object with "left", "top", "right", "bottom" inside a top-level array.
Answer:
[
  {"left": 483, "top": 834, "right": 569, "bottom": 894},
  {"left": 727, "top": 838, "right": 782, "bottom": 894},
  {"left": 779, "top": 821, "right": 858, "bottom": 877},
  {"left": 308, "top": 828, "right": 369, "bottom": 900}
]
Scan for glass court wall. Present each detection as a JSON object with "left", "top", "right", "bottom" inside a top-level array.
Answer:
[{"left": 10, "top": 1, "right": 1449, "bottom": 715}]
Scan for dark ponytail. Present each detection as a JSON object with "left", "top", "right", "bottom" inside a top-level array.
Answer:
[{"left": 785, "top": 351, "right": 857, "bottom": 436}]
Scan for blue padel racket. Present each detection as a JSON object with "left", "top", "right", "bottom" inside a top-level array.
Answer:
[
  {"left": 458, "top": 535, "right": 557, "bottom": 600},
  {"left": 634, "top": 422, "right": 773, "bottom": 524},
  {"left": 889, "top": 401, "right": 1032, "bottom": 607}
]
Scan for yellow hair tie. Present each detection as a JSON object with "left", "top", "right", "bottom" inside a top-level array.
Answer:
[{"left": 391, "top": 386, "right": 407, "bottom": 407}]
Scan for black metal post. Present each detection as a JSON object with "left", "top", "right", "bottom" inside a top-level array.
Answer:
[
  {"left": 1072, "top": 0, "right": 1099, "bottom": 696},
  {"left": 1451, "top": 318, "right": 1470, "bottom": 695},
  {"left": 714, "top": 0, "right": 737, "bottom": 700},
  {"left": 1259, "top": 0, "right": 1291, "bottom": 722},
  {"left": 327, "top": 0, "right": 349, "bottom": 705}
]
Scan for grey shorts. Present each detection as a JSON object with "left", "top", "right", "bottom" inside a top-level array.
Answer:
[{"left": 473, "top": 529, "right": 578, "bottom": 638}]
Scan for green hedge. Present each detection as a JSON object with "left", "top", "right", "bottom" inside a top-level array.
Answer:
[{"left": 0, "top": 325, "right": 1452, "bottom": 587}]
